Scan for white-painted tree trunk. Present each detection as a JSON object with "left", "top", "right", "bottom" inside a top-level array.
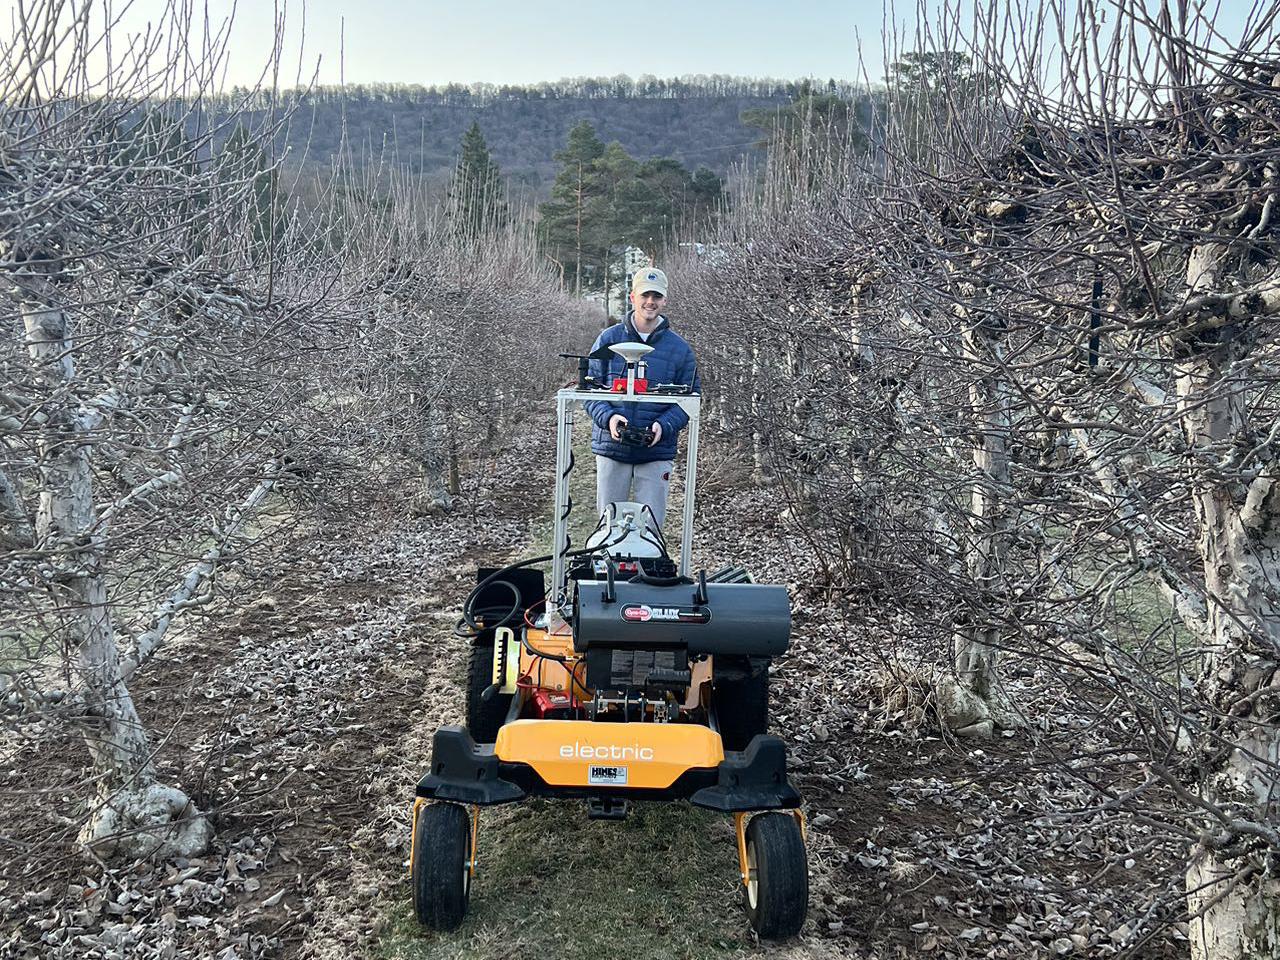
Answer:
[
  {"left": 18, "top": 269, "right": 211, "bottom": 861},
  {"left": 715, "top": 341, "right": 734, "bottom": 432},
  {"left": 1177, "top": 246, "right": 1280, "bottom": 960},
  {"left": 938, "top": 322, "right": 1020, "bottom": 737},
  {"left": 1180, "top": 345, "right": 1280, "bottom": 958}
]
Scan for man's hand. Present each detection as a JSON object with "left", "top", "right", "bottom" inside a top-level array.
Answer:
[
  {"left": 609, "top": 414, "right": 628, "bottom": 441},
  {"left": 649, "top": 421, "right": 663, "bottom": 446}
]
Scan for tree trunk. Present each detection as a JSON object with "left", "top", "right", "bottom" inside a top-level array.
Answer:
[
  {"left": 19, "top": 269, "right": 212, "bottom": 860},
  {"left": 416, "top": 391, "right": 454, "bottom": 513},
  {"left": 1176, "top": 330, "right": 1280, "bottom": 960},
  {"left": 1175, "top": 243, "right": 1280, "bottom": 960},
  {"left": 710, "top": 340, "right": 735, "bottom": 432},
  {"left": 938, "top": 321, "right": 1020, "bottom": 737},
  {"left": 749, "top": 342, "right": 768, "bottom": 482},
  {"left": 445, "top": 399, "right": 462, "bottom": 497}
]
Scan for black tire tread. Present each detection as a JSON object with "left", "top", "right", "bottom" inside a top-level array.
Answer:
[
  {"left": 716, "top": 669, "right": 769, "bottom": 751},
  {"left": 466, "top": 640, "right": 510, "bottom": 743},
  {"left": 411, "top": 802, "right": 471, "bottom": 930},
  {"left": 744, "top": 812, "right": 808, "bottom": 939}
]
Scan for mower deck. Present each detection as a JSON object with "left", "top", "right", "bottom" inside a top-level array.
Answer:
[{"left": 417, "top": 722, "right": 801, "bottom": 811}]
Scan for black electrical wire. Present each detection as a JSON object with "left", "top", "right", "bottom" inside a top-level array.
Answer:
[
  {"left": 637, "top": 529, "right": 670, "bottom": 558},
  {"left": 559, "top": 449, "right": 575, "bottom": 524},
  {"left": 641, "top": 504, "right": 669, "bottom": 551}
]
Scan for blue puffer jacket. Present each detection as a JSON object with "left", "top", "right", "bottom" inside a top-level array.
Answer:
[{"left": 584, "top": 314, "right": 700, "bottom": 464}]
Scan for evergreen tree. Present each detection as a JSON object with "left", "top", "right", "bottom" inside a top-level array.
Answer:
[
  {"left": 611, "top": 158, "right": 725, "bottom": 255},
  {"left": 119, "top": 111, "right": 218, "bottom": 256},
  {"left": 610, "top": 158, "right": 678, "bottom": 256},
  {"left": 538, "top": 121, "right": 607, "bottom": 293},
  {"left": 593, "top": 140, "right": 640, "bottom": 288},
  {"left": 539, "top": 122, "right": 727, "bottom": 291},
  {"left": 689, "top": 166, "right": 725, "bottom": 222},
  {"left": 885, "top": 51, "right": 975, "bottom": 92},
  {"left": 450, "top": 121, "right": 508, "bottom": 237},
  {"left": 885, "top": 51, "right": 984, "bottom": 165}
]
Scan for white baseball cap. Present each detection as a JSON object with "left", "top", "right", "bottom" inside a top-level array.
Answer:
[{"left": 631, "top": 268, "right": 668, "bottom": 296}]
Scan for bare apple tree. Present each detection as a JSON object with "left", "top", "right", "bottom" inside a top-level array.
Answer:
[
  {"left": 0, "top": 1, "right": 310, "bottom": 859},
  {"left": 673, "top": 0, "right": 1280, "bottom": 954},
  {"left": 292, "top": 155, "right": 598, "bottom": 517}
]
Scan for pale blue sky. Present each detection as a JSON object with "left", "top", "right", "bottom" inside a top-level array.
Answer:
[
  {"left": 192, "top": 0, "right": 894, "bottom": 88},
  {"left": 24, "top": 0, "right": 1271, "bottom": 91}
]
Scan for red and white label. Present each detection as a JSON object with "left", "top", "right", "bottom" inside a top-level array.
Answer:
[{"left": 620, "top": 604, "right": 712, "bottom": 625}]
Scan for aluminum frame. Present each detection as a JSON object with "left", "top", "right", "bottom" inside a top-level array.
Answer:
[{"left": 549, "top": 386, "right": 700, "bottom": 622}]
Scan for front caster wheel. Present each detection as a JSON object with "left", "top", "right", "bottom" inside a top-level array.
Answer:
[
  {"left": 743, "top": 813, "right": 808, "bottom": 939},
  {"left": 412, "top": 802, "right": 472, "bottom": 930}
]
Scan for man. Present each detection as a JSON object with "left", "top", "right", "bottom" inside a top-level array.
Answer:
[{"left": 585, "top": 267, "right": 700, "bottom": 528}]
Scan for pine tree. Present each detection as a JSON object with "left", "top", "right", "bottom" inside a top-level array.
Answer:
[
  {"left": 689, "top": 166, "right": 725, "bottom": 222},
  {"left": 611, "top": 158, "right": 725, "bottom": 256},
  {"left": 450, "top": 121, "right": 507, "bottom": 238},
  {"left": 885, "top": 51, "right": 983, "bottom": 165},
  {"left": 538, "top": 121, "right": 606, "bottom": 293},
  {"left": 593, "top": 141, "right": 640, "bottom": 296},
  {"left": 539, "top": 122, "right": 726, "bottom": 290},
  {"left": 885, "top": 51, "right": 975, "bottom": 92}
]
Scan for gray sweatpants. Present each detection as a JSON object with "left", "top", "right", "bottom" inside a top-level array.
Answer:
[{"left": 595, "top": 456, "right": 673, "bottom": 528}]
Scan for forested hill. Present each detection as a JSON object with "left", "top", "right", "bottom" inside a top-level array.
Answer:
[{"left": 227, "top": 76, "right": 862, "bottom": 192}]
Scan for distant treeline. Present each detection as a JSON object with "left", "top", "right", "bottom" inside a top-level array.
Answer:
[
  {"left": 210, "top": 76, "right": 867, "bottom": 192},
  {"left": 219, "top": 75, "right": 865, "bottom": 108}
]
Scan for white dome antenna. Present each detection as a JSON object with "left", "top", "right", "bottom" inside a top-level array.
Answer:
[
  {"left": 608, "top": 342, "right": 655, "bottom": 393},
  {"left": 608, "top": 342, "right": 654, "bottom": 364}
]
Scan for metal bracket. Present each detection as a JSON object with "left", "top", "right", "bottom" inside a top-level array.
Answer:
[
  {"left": 734, "top": 811, "right": 751, "bottom": 886},
  {"left": 468, "top": 804, "right": 481, "bottom": 879},
  {"left": 409, "top": 797, "right": 426, "bottom": 875},
  {"left": 493, "top": 626, "right": 519, "bottom": 693}
]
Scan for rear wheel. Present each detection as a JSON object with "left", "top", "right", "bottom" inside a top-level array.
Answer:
[
  {"left": 743, "top": 812, "right": 808, "bottom": 939},
  {"left": 466, "top": 639, "right": 511, "bottom": 743},
  {"left": 411, "top": 802, "right": 472, "bottom": 930},
  {"left": 715, "top": 667, "right": 769, "bottom": 751}
]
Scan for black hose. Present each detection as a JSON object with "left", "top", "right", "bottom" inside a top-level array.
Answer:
[
  {"left": 459, "top": 531, "right": 631, "bottom": 634},
  {"left": 641, "top": 504, "right": 669, "bottom": 552},
  {"left": 459, "top": 553, "right": 553, "bottom": 634},
  {"left": 637, "top": 529, "right": 670, "bottom": 558}
]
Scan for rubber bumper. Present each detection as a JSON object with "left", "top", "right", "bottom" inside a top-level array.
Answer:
[
  {"left": 416, "top": 725, "right": 801, "bottom": 811},
  {"left": 689, "top": 735, "right": 801, "bottom": 811},
  {"left": 416, "top": 726, "right": 525, "bottom": 805}
]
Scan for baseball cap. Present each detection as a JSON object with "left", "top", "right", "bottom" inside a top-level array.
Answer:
[{"left": 631, "top": 268, "right": 668, "bottom": 297}]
